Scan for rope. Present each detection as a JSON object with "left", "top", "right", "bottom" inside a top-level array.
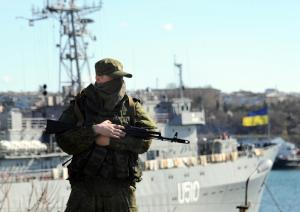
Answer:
[{"left": 264, "top": 183, "right": 284, "bottom": 212}]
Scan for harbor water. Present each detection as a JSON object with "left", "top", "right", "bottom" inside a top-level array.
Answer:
[{"left": 260, "top": 170, "right": 300, "bottom": 212}]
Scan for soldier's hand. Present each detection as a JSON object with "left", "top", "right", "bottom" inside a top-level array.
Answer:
[
  {"left": 93, "top": 120, "right": 126, "bottom": 139},
  {"left": 95, "top": 135, "right": 110, "bottom": 146}
]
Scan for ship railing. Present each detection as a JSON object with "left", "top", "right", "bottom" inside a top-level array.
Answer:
[
  {"left": 237, "top": 147, "right": 265, "bottom": 158},
  {"left": 22, "top": 117, "right": 47, "bottom": 129},
  {"left": 0, "top": 150, "right": 47, "bottom": 157},
  {"left": 143, "top": 151, "right": 240, "bottom": 171},
  {"left": 0, "top": 167, "right": 68, "bottom": 183},
  {"left": 153, "top": 113, "right": 170, "bottom": 123},
  {"left": 143, "top": 144, "right": 267, "bottom": 171}
]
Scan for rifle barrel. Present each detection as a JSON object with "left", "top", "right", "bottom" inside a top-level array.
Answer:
[{"left": 158, "top": 136, "right": 190, "bottom": 144}]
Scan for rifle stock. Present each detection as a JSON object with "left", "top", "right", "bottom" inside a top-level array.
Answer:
[{"left": 45, "top": 119, "right": 76, "bottom": 134}]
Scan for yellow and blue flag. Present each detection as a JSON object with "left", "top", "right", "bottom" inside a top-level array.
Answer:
[{"left": 242, "top": 108, "right": 269, "bottom": 127}]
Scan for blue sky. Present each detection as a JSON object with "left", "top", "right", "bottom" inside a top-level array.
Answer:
[{"left": 0, "top": 0, "right": 300, "bottom": 93}]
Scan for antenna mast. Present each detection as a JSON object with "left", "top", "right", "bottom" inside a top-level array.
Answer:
[
  {"left": 174, "top": 56, "right": 184, "bottom": 99},
  {"left": 28, "top": 0, "right": 102, "bottom": 96}
]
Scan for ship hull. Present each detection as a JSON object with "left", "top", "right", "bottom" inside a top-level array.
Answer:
[
  {"left": 137, "top": 145, "right": 277, "bottom": 212},
  {"left": 0, "top": 145, "right": 278, "bottom": 212}
]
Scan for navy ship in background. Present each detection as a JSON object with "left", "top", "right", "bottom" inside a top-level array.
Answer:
[
  {"left": 238, "top": 136, "right": 300, "bottom": 170},
  {"left": 133, "top": 88, "right": 279, "bottom": 212},
  {"left": 0, "top": 1, "right": 279, "bottom": 211},
  {"left": 273, "top": 140, "right": 300, "bottom": 169}
]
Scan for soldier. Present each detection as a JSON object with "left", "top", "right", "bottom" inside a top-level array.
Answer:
[{"left": 56, "top": 58, "right": 156, "bottom": 212}]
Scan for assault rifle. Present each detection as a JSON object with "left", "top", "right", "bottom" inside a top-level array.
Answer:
[{"left": 45, "top": 119, "right": 190, "bottom": 144}]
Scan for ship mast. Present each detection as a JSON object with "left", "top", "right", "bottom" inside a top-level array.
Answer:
[
  {"left": 27, "top": 0, "right": 102, "bottom": 96},
  {"left": 174, "top": 57, "right": 184, "bottom": 99}
]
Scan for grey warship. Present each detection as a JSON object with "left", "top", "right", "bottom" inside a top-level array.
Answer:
[{"left": 0, "top": 1, "right": 279, "bottom": 211}]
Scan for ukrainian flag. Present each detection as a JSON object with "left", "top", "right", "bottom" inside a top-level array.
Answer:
[{"left": 242, "top": 108, "right": 269, "bottom": 127}]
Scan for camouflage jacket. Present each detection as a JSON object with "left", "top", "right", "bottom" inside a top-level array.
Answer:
[
  {"left": 56, "top": 84, "right": 156, "bottom": 155},
  {"left": 55, "top": 84, "right": 156, "bottom": 182}
]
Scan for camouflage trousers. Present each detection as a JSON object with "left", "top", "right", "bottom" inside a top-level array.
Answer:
[{"left": 65, "top": 178, "right": 137, "bottom": 212}]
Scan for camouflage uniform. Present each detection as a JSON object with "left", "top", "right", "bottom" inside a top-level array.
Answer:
[{"left": 56, "top": 58, "right": 156, "bottom": 212}]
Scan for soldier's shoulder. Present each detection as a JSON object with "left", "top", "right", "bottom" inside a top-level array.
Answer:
[
  {"left": 74, "top": 84, "right": 95, "bottom": 102},
  {"left": 79, "top": 84, "right": 94, "bottom": 97},
  {"left": 66, "top": 84, "right": 93, "bottom": 110},
  {"left": 132, "top": 97, "right": 142, "bottom": 104},
  {"left": 126, "top": 95, "right": 142, "bottom": 105}
]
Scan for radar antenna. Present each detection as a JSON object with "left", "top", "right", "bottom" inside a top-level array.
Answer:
[{"left": 25, "top": 0, "right": 102, "bottom": 97}]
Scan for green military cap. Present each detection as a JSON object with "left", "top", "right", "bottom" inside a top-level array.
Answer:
[{"left": 95, "top": 58, "right": 132, "bottom": 78}]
